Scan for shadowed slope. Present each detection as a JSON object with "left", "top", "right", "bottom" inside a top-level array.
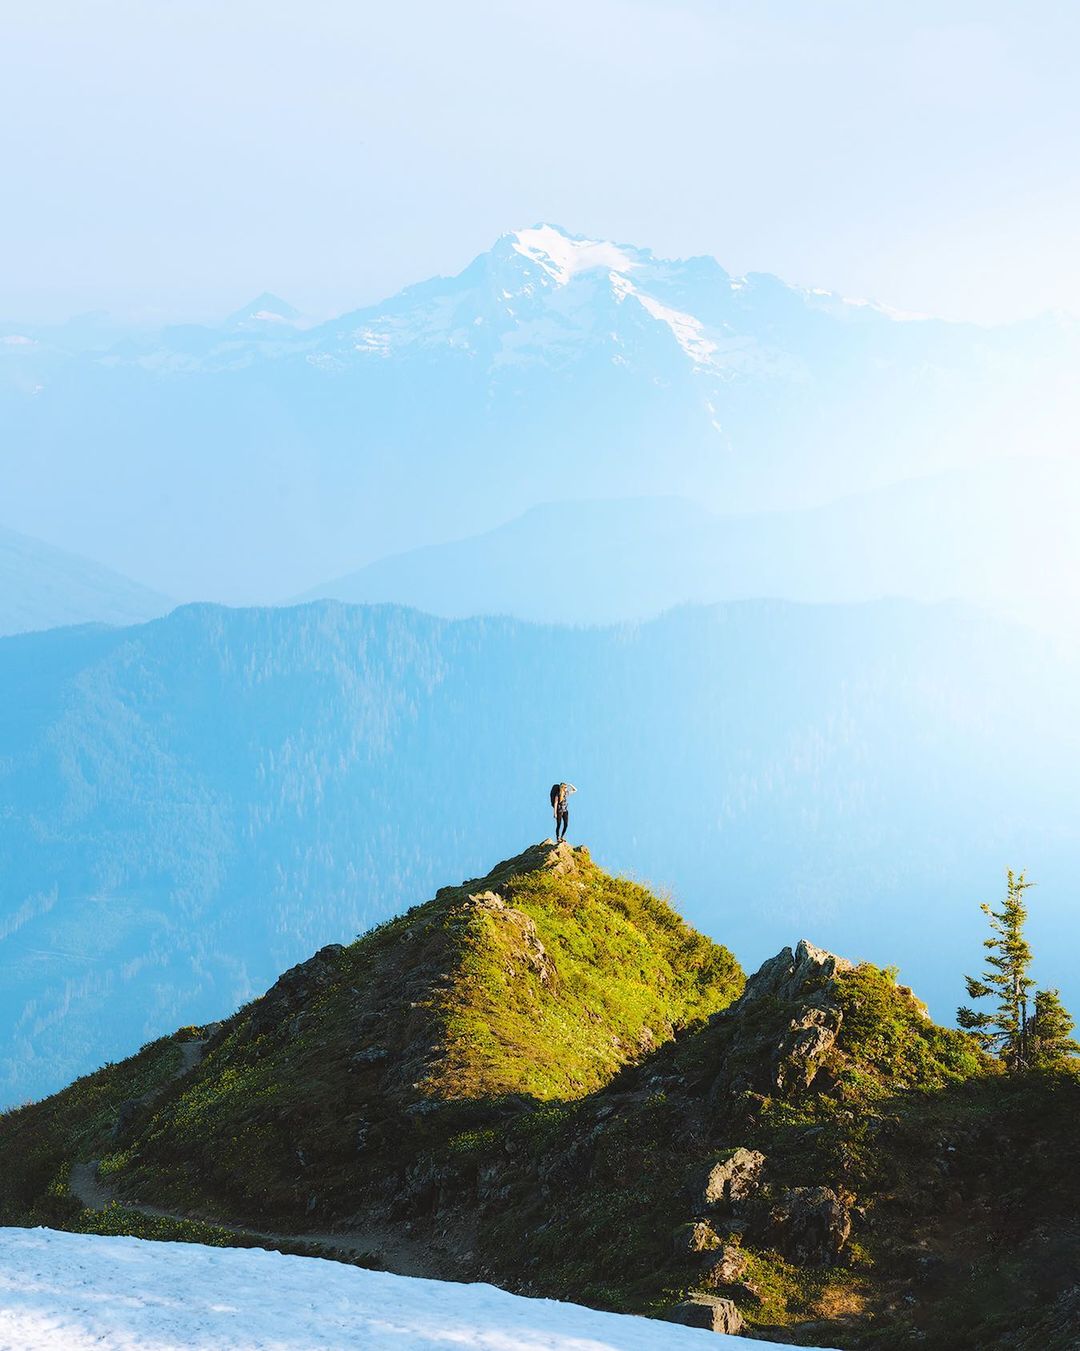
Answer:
[{"left": 0, "top": 843, "right": 741, "bottom": 1229}]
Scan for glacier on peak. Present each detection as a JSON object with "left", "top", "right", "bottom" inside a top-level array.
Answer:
[{"left": 509, "top": 224, "right": 639, "bottom": 285}]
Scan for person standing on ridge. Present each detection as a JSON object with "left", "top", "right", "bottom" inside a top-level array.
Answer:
[{"left": 550, "top": 782, "right": 577, "bottom": 843}]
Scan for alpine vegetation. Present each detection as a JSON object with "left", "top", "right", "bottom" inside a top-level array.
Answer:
[
  {"left": 3, "top": 843, "right": 1078, "bottom": 1347},
  {"left": 958, "top": 872, "right": 1079, "bottom": 1073}
]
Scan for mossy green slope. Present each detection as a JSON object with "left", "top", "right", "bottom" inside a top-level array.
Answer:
[
  {"left": 435, "top": 857, "right": 742, "bottom": 1100},
  {"left": 4, "top": 847, "right": 1078, "bottom": 1349},
  {"left": 0, "top": 841, "right": 742, "bottom": 1229},
  {"left": 0, "top": 1036, "right": 184, "bottom": 1223}
]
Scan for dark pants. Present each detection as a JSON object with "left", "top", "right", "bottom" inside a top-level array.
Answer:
[{"left": 556, "top": 809, "right": 569, "bottom": 841}]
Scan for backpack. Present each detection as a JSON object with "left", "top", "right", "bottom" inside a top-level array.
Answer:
[{"left": 550, "top": 783, "right": 562, "bottom": 810}]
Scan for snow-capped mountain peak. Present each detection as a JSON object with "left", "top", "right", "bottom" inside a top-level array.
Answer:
[{"left": 508, "top": 224, "right": 638, "bottom": 285}]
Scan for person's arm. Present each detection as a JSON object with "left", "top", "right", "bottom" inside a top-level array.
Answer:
[{"left": 567, "top": 784, "right": 577, "bottom": 795}]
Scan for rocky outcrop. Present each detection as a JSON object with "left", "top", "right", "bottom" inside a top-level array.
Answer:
[
  {"left": 714, "top": 939, "right": 854, "bottom": 1100},
  {"left": 699, "top": 1244, "right": 748, "bottom": 1285},
  {"left": 664, "top": 1294, "right": 745, "bottom": 1335},
  {"left": 695, "top": 1148, "right": 767, "bottom": 1210},
  {"left": 764, "top": 1185, "right": 853, "bottom": 1266},
  {"left": 246, "top": 944, "right": 345, "bottom": 1039},
  {"left": 774, "top": 1004, "right": 844, "bottom": 1093},
  {"left": 741, "top": 939, "right": 853, "bottom": 1006},
  {"left": 672, "top": 1220, "right": 721, "bottom": 1255},
  {"left": 464, "top": 893, "right": 556, "bottom": 986}
]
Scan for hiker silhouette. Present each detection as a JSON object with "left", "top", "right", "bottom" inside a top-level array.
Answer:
[{"left": 550, "top": 782, "right": 577, "bottom": 843}]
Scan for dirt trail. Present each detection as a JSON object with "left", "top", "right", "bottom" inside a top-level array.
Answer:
[
  {"left": 66, "top": 1037, "right": 444, "bottom": 1280},
  {"left": 67, "top": 1159, "right": 436, "bottom": 1277}
]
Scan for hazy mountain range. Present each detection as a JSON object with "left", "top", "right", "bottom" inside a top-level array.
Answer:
[
  {"left": 0, "top": 523, "right": 171, "bottom": 637},
  {"left": 296, "top": 457, "right": 1080, "bottom": 628},
  {"left": 2, "top": 597, "right": 1079, "bottom": 1106},
  {"left": 4, "top": 224, "right": 1077, "bottom": 602},
  {"left": 5, "top": 453, "right": 1076, "bottom": 638}
]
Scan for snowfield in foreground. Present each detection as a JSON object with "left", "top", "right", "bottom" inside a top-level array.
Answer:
[{"left": 0, "top": 1228, "right": 826, "bottom": 1350}]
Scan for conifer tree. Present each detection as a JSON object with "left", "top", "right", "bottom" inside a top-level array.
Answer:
[
  {"left": 1029, "top": 988, "right": 1080, "bottom": 1071},
  {"left": 957, "top": 870, "right": 1034, "bottom": 1070}
]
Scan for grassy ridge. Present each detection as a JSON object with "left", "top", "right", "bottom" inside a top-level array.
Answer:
[
  {"left": 434, "top": 861, "right": 743, "bottom": 1100},
  {"left": 0, "top": 844, "right": 743, "bottom": 1231},
  {"left": 4, "top": 845, "right": 1078, "bottom": 1349}
]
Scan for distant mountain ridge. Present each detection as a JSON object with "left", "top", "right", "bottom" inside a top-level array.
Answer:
[
  {"left": 295, "top": 458, "right": 1080, "bottom": 627},
  {"left": 2, "top": 596, "right": 1080, "bottom": 1106},
  {"left": 0, "top": 523, "right": 172, "bottom": 637},
  {"left": 4, "top": 224, "right": 1076, "bottom": 601}
]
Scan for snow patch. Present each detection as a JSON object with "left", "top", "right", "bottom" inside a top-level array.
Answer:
[
  {"left": 609, "top": 272, "right": 719, "bottom": 369},
  {"left": 512, "top": 226, "right": 637, "bottom": 286},
  {"left": 841, "top": 296, "right": 929, "bottom": 322},
  {"left": 0, "top": 1228, "right": 823, "bottom": 1350}
]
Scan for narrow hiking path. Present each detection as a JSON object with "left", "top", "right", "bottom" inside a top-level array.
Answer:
[
  {"left": 66, "top": 1037, "right": 447, "bottom": 1280},
  {"left": 67, "top": 1160, "right": 438, "bottom": 1278}
]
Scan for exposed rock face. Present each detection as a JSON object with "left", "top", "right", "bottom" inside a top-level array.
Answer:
[
  {"left": 350, "top": 1047, "right": 390, "bottom": 1068},
  {"left": 464, "top": 892, "right": 556, "bottom": 986},
  {"left": 765, "top": 1186, "right": 853, "bottom": 1266},
  {"left": 741, "top": 939, "right": 853, "bottom": 1006},
  {"left": 774, "top": 1005, "right": 844, "bottom": 1093},
  {"left": 699, "top": 1245, "right": 748, "bottom": 1286},
  {"left": 664, "top": 1294, "right": 745, "bottom": 1334},
  {"left": 696, "top": 1148, "right": 767, "bottom": 1210},
  {"left": 716, "top": 939, "right": 854, "bottom": 1099},
  {"left": 673, "top": 1220, "right": 721, "bottom": 1255},
  {"left": 247, "top": 944, "right": 345, "bottom": 1038},
  {"left": 676, "top": 938, "right": 860, "bottom": 1278}
]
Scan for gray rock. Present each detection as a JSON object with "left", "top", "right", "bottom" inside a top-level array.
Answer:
[
  {"left": 664, "top": 1295, "right": 745, "bottom": 1334},
  {"left": 672, "top": 1220, "right": 720, "bottom": 1255},
  {"left": 696, "top": 1148, "right": 766, "bottom": 1210},
  {"left": 350, "top": 1046, "right": 390, "bottom": 1068},
  {"left": 699, "top": 1244, "right": 747, "bottom": 1285},
  {"left": 766, "top": 1185, "right": 852, "bottom": 1265},
  {"left": 742, "top": 939, "right": 853, "bottom": 1006},
  {"left": 774, "top": 1004, "right": 843, "bottom": 1093},
  {"left": 247, "top": 944, "right": 345, "bottom": 1038}
]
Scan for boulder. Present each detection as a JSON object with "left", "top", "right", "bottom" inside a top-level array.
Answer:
[
  {"left": 766, "top": 1185, "right": 852, "bottom": 1265},
  {"left": 699, "top": 1244, "right": 747, "bottom": 1285},
  {"left": 672, "top": 1220, "right": 720, "bottom": 1255},
  {"left": 695, "top": 1148, "right": 766, "bottom": 1210},
  {"left": 664, "top": 1295, "right": 745, "bottom": 1335}
]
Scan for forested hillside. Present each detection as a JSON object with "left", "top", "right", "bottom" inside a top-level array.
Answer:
[{"left": 2, "top": 598, "right": 1079, "bottom": 1104}]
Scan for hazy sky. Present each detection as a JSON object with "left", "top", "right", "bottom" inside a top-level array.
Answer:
[{"left": 3, "top": 0, "right": 1078, "bottom": 325}]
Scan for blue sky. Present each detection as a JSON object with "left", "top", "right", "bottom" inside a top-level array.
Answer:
[{"left": 3, "top": 0, "right": 1078, "bottom": 325}]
